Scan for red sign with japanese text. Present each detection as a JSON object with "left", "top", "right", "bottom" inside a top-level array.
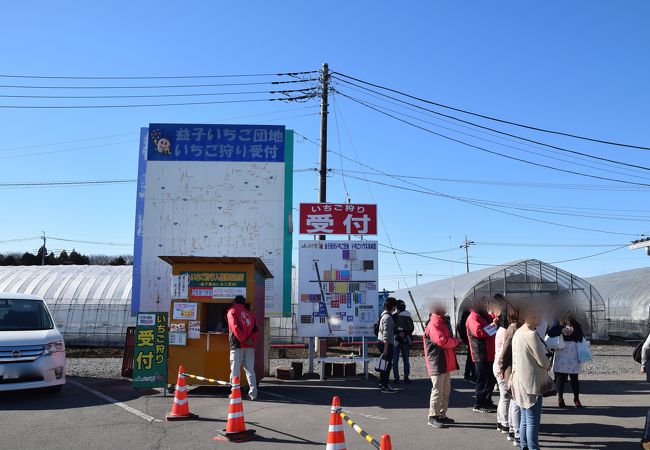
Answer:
[{"left": 299, "top": 203, "right": 377, "bottom": 235}]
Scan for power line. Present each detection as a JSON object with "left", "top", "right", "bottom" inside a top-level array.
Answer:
[
  {"left": 0, "top": 87, "right": 314, "bottom": 99},
  {"left": 328, "top": 168, "right": 649, "bottom": 192},
  {"left": 0, "top": 140, "right": 134, "bottom": 160},
  {"left": 0, "top": 180, "right": 136, "bottom": 188},
  {"left": 0, "top": 78, "right": 315, "bottom": 90},
  {"left": 335, "top": 91, "right": 650, "bottom": 187},
  {"left": 332, "top": 71, "right": 650, "bottom": 150},
  {"left": 0, "top": 70, "right": 319, "bottom": 80},
  {"left": 0, "top": 105, "right": 318, "bottom": 153},
  {"left": 332, "top": 83, "right": 650, "bottom": 176},
  {"left": 47, "top": 236, "right": 132, "bottom": 247},
  {"left": 0, "top": 96, "right": 315, "bottom": 109}
]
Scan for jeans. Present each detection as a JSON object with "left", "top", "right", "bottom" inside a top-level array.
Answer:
[
  {"left": 377, "top": 342, "right": 393, "bottom": 387},
  {"left": 392, "top": 341, "right": 410, "bottom": 380},
  {"left": 474, "top": 361, "right": 497, "bottom": 407},
  {"left": 520, "top": 395, "right": 543, "bottom": 450},
  {"left": 229, "top": 348, "right": 257, "bottom": 398},
  {"left": 496, "top": 374, "right": 510, "bottom": 427},
  {"left": 509, "top": 397, "right": 521, "bottom": 438}
]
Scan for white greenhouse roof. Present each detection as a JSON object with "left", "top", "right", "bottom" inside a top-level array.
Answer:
[
  {"left": 586, "top": 266, "right": 650, "bottom": 320},
  {"left": 0, "top": 265, "right": 132, "bottom": 305}
]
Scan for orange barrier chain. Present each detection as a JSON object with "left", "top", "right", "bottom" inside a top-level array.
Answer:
[{"left": 181, "top": 372, "right": 230, "bottom": 386}]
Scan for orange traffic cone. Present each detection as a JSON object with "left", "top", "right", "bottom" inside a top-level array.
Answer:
[
  {"left": 166, "top": 365, "right": 198, "bottom": 421},
  {"left": 326, "top": 396, "right": 346, "bottom": 450},
  {"left": 214, "top": 376, "right": 256, "bottom": 443},
  {"left": 380, "top": 434, "right": 392, "bottom": 450}
]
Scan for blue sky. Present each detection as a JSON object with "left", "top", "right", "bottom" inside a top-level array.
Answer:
[{"left": 1, "top": 1, "right": 649, "bottom": 290}]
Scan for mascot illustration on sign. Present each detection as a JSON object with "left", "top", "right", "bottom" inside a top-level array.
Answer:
[{"left": 150, "top": 129, "right": 172, "bottom": 155}]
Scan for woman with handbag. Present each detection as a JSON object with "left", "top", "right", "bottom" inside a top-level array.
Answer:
[
  {"left": 547, "top": 316, "right": 585, "bottom": 408},
  {"left": 511, "top": 309, "right": 552, "bottom": 450}
]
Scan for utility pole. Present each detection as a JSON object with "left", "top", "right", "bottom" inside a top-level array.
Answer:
[
  {"left": 41, "top": 231, "right": 46, "bottom": 266},
  {"left": 460, "top": 235, "right": 475, "bottom": 273},
  {"left": 318, "top": 62, "right": 329, "bottom": 241},
  {"left": 415, "top": 270, "right": 422, "bottom": 286},
  {"left": 309, "top": 63, "right": 330, "bottom": 375}
]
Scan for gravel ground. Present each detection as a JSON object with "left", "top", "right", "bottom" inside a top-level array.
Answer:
[{"left": 66, "top": 344, "right": 639, "bottom": 380}]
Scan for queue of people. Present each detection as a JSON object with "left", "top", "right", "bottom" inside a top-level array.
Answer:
[{"left": 420, "top": 298, "right": 596, "bottom": 450}]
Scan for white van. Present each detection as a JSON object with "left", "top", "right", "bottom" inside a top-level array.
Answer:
[{"left": 0, "top": 293, "right": 66, "bottom": 392}]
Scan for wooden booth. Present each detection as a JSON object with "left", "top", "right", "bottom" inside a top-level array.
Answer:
[{"left": 159, "top": 256, "right": 272, "bottom": 386}]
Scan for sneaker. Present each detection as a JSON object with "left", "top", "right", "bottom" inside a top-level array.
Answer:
[
  {"left": 380, "top": 385, "right": 398, "bottom": 394},
  {"left": 427, "top": 417, "right": 448, "bottom": 429},
  {"left": 472, "top": 406, "right": 490, "bottom": 414},
  {"left": 507, "top": 432, "right": 515, "bottom": 441},
  {"left": 558, "top": 398, "right": 566, "bottom": 408},
  {"left": 574, "top": 399, "right": 583, "bottom": 408},
  {"left": 404, "top": 376, "right": 412, "bottom": 384},
  {"left": 249, "top": 395, "right": 257, "bottom": 401},
  {"left": 497, "top": 423, "right": 508, "bottom": 433},
  {"left": 393, "top": 378, "right": 400, "bottom": 384},
  {"left": 439, "top": 416, "right": 455, "bottom": 424}
]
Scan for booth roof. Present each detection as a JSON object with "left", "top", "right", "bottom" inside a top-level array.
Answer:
[{"left": 158, "top": 255, "right": 273, "bottom": 278}]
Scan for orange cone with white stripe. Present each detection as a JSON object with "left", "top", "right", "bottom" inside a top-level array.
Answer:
[
  {"left": 380, "top": 434, "right": 392, "bottom": 450},
  {"left": 214, "top": 376, "right": 256, "bottom": 442},
  {"left": 326, "top": 396, "right": 346, "bottom": 450},
  {"left": 166, "top": 365, "right": 198, "bottom": 421}
]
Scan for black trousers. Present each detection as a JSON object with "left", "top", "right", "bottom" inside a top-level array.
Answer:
[
  {"left": 474, "top": 361, "right": 496, "bottom": 407},
  {"left": 555, "top": 372, "right": 580, "bottom": 401},
  {"left": 377, "top": 342, "right": 393, "bottom": 387},
  {"left": 464, "top": 351, "right": 476, "bottom": 378}
]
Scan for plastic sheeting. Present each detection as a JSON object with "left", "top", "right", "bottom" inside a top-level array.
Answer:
[{"left": 0, "top": 265, "right": 135, "bottom": 346}]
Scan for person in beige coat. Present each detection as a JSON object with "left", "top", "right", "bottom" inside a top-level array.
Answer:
[{"left": 510, "top": 312, "right": 551, "bottom": 450}]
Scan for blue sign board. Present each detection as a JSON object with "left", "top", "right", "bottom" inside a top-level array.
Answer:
[
  {"left": 131, "top": 128, "right": 148, "bottom": 314},
  {"left": 147, "top": 123, "right": 285, "bottom": 162}
]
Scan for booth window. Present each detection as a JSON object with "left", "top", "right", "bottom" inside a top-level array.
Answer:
[{"left": 203, "top": 303, "right": 230, "bottom": 333}]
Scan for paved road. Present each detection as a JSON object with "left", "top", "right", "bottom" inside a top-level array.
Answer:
[{"left": 0, "top": 374, "right": 646, "bottom": 449}]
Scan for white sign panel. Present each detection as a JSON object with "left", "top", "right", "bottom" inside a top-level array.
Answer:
[
  {"left": 213, "top": 287, "right": 247, "bottom": 299},
  {"left": 297, "top": 240, "right": 379, "bottom": 337},
  {"left": 172, "top": 302, "right": 198, "bottom": 321},
  {"left": 136, "top": 125, "right": 293, "bottom": 317}
]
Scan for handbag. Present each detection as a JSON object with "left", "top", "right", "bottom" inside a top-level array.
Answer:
[
  {"left": 541, "top": 375, "right": 557, "bottom": 397},
  {"left": 374, "top": 356, "right": 388, "bottom": 373},
  {"left": 545, "top": 334, "right": 565, "bottom": 351},
  {"left": 577, "top": 338, "right": 593, "bottom": 363}
]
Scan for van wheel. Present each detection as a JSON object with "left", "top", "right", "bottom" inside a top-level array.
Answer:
[{"left": 46, "top": 385, "right": 64, "bottom": 393}]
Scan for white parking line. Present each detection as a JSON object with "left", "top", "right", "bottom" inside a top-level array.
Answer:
[{"left": 68, "top": 380, "right": 161, "bottom": 423}]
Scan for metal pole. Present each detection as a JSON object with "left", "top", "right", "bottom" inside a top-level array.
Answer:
[{"left": 41, "top": 231, "right": 46, "bottom": 266}]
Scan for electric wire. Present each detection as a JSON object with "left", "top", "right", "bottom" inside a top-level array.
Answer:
[
  {"left": 0, "top": 79, "right": 315, "bottom": 90},
  {"left": 332, "top": 71, "right": 650, "bottom": 151},
  {"left": 0, "top": 70, "right": 319, "bottom": 80},
  {"left": 0, "top": 87, "right": 315, "bottom": 99},
  {"left": 332, "top": 82, "right": 650, "bottom": 177},
  {"left": 0, "top": 96, "right": 315, "bottom": 109},
  {"left": 328, "top": 168, "right": 648, "bottom": 192},
  {"left": 335, "top": 91, "right": 650, "bottom": 188}
]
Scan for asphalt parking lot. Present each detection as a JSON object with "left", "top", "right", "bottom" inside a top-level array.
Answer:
[{"left": 0, "top": 374, "right": 647, "bottom": 450}]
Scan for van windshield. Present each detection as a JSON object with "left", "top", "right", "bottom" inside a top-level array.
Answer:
[{"left": 0, "top": 299, "right": 54, "bottom": 331}]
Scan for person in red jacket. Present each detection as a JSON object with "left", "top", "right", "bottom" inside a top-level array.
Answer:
[
  {"left": 227, "top": 295, "right": 259, "bottom": 400},
  {"left": 466, "top": 302, "right": 498, "bottom": 413},
  {"left": 424, "top": 302, "right": 462, "bottom": 429}
]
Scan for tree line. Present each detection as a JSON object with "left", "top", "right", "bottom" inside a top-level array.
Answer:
[{"left": 0, "top": 246, "right": 133, "bottom": 266}]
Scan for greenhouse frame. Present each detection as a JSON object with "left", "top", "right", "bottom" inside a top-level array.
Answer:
[
  {"left": 394, "top": 259, "right": 607, "bottom": 338},
  {"left": 0, "top": 265, "right": 134, "bottom": 346}
]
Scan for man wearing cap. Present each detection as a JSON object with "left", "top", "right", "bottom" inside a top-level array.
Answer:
[{"left": 227, "top": 295, "right": 259, "bottom": 400}]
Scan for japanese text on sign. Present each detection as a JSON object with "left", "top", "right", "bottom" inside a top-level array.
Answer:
[
  {"left": 299, "top": 203, "right": 377, "bottom": 235},
  {"left": 133, "top": 312, "right": 168, "bottom": 388},
  {"left": 147, "top": 123, "right": 285, "bottom": 162}
]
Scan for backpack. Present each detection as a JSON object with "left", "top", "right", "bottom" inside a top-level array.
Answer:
[
  {"left": 633, "top": 334, "right": 648, "bottom": 364},
  {"left": 373, "top": 319, "right": 380, "bottom": 337}
]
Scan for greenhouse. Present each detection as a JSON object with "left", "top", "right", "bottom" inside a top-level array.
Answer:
[
  {"left": 586, "top": 266, "right": 650, "bottom": 337},
  {"left": 394, "top": 259, "right": 607, "bottom": 338},
  {"left": 0, "top": 265, "right": 134, "bottom": 346}
]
